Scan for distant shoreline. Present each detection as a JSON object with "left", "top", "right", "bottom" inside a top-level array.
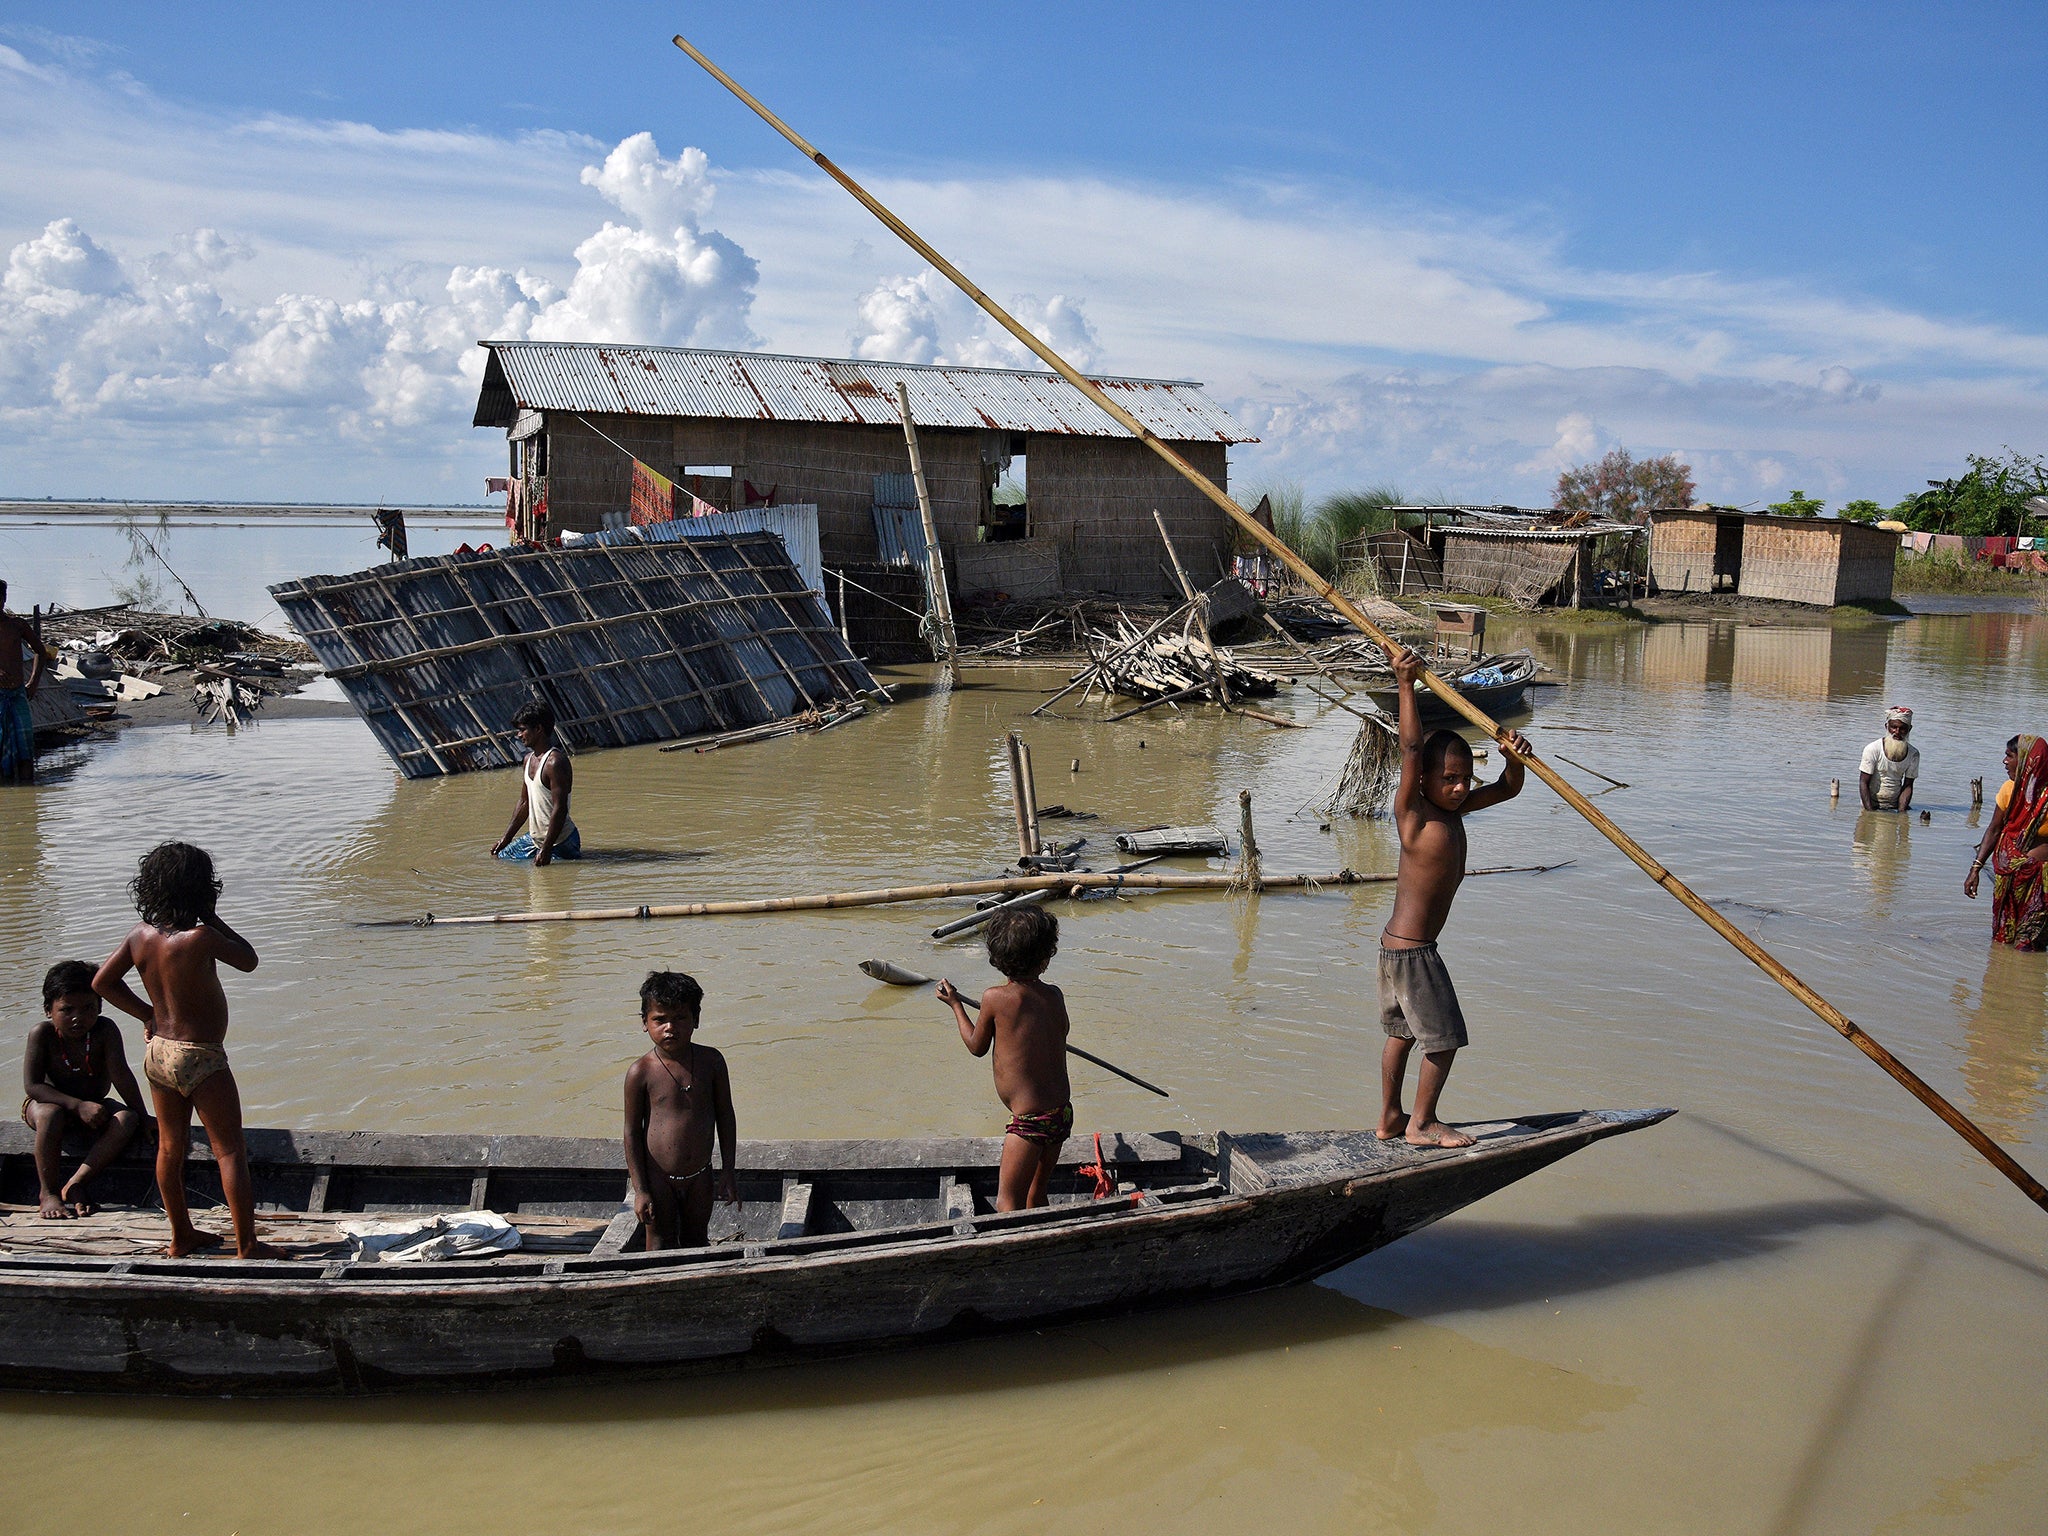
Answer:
[{"left": 0, "top": 500, "right": 498, "bottom": 518}]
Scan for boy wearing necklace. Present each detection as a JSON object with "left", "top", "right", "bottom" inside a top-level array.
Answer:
[
  {"left": 23, "top": 961, "right": 149, "bottom": 1218},
  {"left": 623, "top": 971, "right": 738, "bottom": 1249}
]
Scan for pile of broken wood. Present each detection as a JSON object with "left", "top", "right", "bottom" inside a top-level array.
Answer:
[
  {"left": 1077, "top": 617, "right": 1283, "bottom": 711},
  {"left": 35, "top": 603, "right": 317, "bottom": 727}
]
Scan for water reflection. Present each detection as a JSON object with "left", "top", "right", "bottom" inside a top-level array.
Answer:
[
  {"left": 1954, "top": 945, "right": 2048, "bottom": 1138},
  {"left": 1849, "top": 809, "right": 1915, "bottom": 923},
  {"left": 2, "top": 1286, "right": 1634, "bottom": 1535},
  {"left": 1635, "top": 619, "right": 1894, "bottom": 700}
]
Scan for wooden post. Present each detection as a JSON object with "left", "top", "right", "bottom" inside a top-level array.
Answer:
[
  {"left": 1238, "top": 789, "right": 1263, "bottom": 893},
  {"left": 1153, "top": 509, "right": 1231, "bottom": 707},
  {"left": 670, "top": 30, "right": 2048, "bottom": 1216},
  {"left": 1971, "top": 777, "right": 1984, "bottom": 807},
  {"left": 895, "top": 382, "right": 961, "bottom": 684},
  {"left": 1018, "top": 738, "right": 1041, "bottom": 852},
  {"left": 1005, "top": 731, "right": 1033, "bottom": 859}
]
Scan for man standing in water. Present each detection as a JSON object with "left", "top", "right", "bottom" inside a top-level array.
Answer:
[
  {"left": 1378, "top": 646, "right": 1531, "bottom": 1149},
  {"left": 1859, "top": 706, "right": 1920, "bottom": 813},
  {"left": 490, "top": 700, "right": 580, "bottom": 864},
  {"left": 0, "top": 580, "right": 55, "bottom": 785}
]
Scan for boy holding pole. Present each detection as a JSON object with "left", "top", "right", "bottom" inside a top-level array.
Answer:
[{"left": 1378, "top": 647, "right": 1530, "bottom": 1148}]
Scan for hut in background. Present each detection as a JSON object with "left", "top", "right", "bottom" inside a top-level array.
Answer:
[
  {"left": 1648, "top": 511, "right": 1896, "bottom": 606},
  {"left": 471, "top": 342, "right": 1255, "bottom": 600}
]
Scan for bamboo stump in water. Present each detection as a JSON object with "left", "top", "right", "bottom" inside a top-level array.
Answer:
[{"left": 1238, "top": 789, "right": 1264, "bottom": 893}]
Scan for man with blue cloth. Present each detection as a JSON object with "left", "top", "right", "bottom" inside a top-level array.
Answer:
[
  {"left": 489, "top": 699, "right": 581, "bottom": 864},
  {"left": 0, "top": 580, "right": 55, "bottom": 785}
]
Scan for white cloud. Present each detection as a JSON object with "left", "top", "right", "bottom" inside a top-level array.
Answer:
[
  {"left": 0, "top": 39, "right": 2043, "bottom": 506},
  {"left": 0, "top": 125, "right": 758, "bottom": 493},
  {"left": 849, "top": 266, "right": 1100, "bottom": 372}
]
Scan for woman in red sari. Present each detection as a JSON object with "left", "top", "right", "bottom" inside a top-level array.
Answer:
[{"left": 1988, "top": 735, "right": 2048, "bottom": 949}]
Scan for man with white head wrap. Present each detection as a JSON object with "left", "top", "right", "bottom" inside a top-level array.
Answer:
[{"left": 1859, "top": 706, "right": 1920, "bottom": 812}]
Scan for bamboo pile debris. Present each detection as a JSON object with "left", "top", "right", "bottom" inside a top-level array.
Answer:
[
  {"left": 36, "top": 603, "right": 315, "bottom": 725},
  {"left": 1074, "top": 614, "right": 1283, "bottom": 709}
]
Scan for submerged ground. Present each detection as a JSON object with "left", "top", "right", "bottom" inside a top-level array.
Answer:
[{"left": 3, "top": 513, "right": 2046, "bottom": 1534}]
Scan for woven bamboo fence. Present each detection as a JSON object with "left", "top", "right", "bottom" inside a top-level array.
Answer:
[{"left": 271, "top": 533, "right": 876, "bottom": 779}]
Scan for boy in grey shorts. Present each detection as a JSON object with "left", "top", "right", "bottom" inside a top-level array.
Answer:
[{"left": 1377, "top": 646, "right": 1530, "bottom": 1147}]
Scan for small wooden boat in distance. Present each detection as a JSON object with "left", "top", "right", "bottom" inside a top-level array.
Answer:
[
  {"left": 1371, "top": 650, "right": 1539, "bottom": 724},
  {"left": 0, "top": 1108, "right": 1670, "bottom": 1396}
]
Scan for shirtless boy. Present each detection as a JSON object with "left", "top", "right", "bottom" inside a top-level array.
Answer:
[
  {"left": 1379, "top": 645, "right": 1531, "bottom": 1149},
  {"left": 93, "top": 843, "right": 282, "bottom": 1258},
  {"left": 623, "top": 971, "right": 738, "bottom": 1249},
  {"left": 490, "top": 700, "right": 579, "bottom": 864},
  {"left": 24, "top": 961, "right": 149, "bottom": 1218},
  {"left": 937, "top": 906, "right": 1072, "bottom": 1211},
  {"left": 0, "top": 579, "right": 56, "bottom": 784}
]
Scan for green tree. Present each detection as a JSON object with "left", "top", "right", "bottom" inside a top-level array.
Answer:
[
  {"left": 1895, "top": 450, "right": 2048, "bottom": 536},
  {"left": 1767, "top": 490, "right": 1825, "bottom": 516},
  {"left": 1837, "top": 499, "right": 1885, "bottom": 523},
  {"left": 1553, "top": 448, "right": 1695, "bottom": 522}
]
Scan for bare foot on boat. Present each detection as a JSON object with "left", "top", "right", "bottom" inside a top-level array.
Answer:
[
  {"left": 1376, "top": 1111, "right": 1409, "bottom": 1141},
  {"left": 165, "top": 1228, "right": 225, "bottom": 1258},
  {"left": 59, "top": 1171, "right": 97, "bottom": 1216},
  {"left": 237, "top": 1241, "right": 289, "bottom": 1261},
  {"left": 1404, "top": 1120, "right": 1476, "bottom": 1149},
  {"left": 37, "top": 1189, "right": 74, "bottom": 1220}
]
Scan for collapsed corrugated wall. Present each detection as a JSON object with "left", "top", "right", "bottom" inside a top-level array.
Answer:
[{"left": 271, "top": 533, "right": 875, "bottom": 779}]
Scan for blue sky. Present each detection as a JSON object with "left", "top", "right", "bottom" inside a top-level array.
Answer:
[{"left": 1, "top": 3, "right": 2043, "bottom": 506}]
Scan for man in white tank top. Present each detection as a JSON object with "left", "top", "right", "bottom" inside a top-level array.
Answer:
[{"left": 491, "top": 700, "right": 581, "bottom": 863}]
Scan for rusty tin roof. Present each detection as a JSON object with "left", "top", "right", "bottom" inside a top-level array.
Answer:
[{"left": 472, "top": 342, "right": 1255, "bottom": 443}]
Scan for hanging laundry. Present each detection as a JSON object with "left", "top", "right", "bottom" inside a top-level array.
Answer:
[{"left": 631, "top": 460, "right": 679, "bottom": 525}]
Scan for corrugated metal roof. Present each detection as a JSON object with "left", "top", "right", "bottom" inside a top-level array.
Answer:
[
  {"left": 575, "top": 505, "right": 828, "bottom": 598},
  {"left": 1439, "top": 523, "right": 1643, "bottom": 542},
  {"left": 473, "top": 342, "right": 1256, "bottom": 443}
]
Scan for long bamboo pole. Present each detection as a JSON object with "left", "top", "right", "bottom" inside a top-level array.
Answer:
[
  {"left": 368, "top": 863, "right": 1561, "bottom": 930},
  {"left": 894, "top": 382, "right": 962, "bottom": 682},
  {"left": 670, "top": 31, "right": 2047, "bottom": 1212}
]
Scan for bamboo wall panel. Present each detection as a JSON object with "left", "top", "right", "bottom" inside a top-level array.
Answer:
[
  {"left": 271, "top": 534, "right": 876, "bottom": 779},
  {"left": 1026, "top": 438, "right": 1231, "bottom": 598},
  {"left": 1648, "top": 514, "right": 1721, "bottom": 594}
]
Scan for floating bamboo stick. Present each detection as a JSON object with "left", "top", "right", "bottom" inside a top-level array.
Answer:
[
  {"left": 669, "top": 30, "right": 2048, "bottom": 1212},
  {"left": 367, "top": 863, "right": 1561, "bottom": 930}
]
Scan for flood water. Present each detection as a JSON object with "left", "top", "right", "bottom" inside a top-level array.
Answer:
[{"left": 4, "top": 520, "right": 2046, "bottom": 1534}]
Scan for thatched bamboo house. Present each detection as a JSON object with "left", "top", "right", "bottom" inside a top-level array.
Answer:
[
  {"left": 1648, "top": 510, "right": 1896, "bottom": 606},
  {"left": 472, "top": 342, "right": 1255, "bottom": 600}
]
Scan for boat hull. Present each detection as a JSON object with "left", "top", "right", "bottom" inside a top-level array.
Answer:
[{"left": 0, "top": 1111, "right": 1668, "bottom": 1396}]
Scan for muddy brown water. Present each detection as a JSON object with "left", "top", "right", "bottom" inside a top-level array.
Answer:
[{"left": 3, "top": 526, "right": 2045, "bottom": 1533}]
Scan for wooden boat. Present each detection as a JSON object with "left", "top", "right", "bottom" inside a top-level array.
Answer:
[
  {"left": 0, "top": 1108, "right": 1669, "bottom": 1396},
  {"left": 1370, "top": 650, "right": 1539, "bottom": 724}
]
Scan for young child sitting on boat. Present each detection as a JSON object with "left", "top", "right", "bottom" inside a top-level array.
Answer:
[
  {"left": 490, "top": 699, "right": 580, "bottom": 864},
  {"left": 623, "top": 971, "right": 738, "bottom": 1249},
  {"left": 1379, "top": 646, "right": 1531, "bottom": 1150},
  {"left": 937, "top": 906, "right": 1072, "bottom": 1211},
  {"left": 93, "top": 842, "right": 283, "bottom": 1258},
  {"left": 23, "top": 961, "right": 150, "bottom": 1219}
]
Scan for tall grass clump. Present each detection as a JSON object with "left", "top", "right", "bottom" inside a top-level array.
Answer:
[{"left": 1243, "top": 481, "right": 1427, "bottom": 583}]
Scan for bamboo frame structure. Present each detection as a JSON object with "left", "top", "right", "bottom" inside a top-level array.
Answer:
[
  {"left": 670, "top": 31, "right": 2047, "bottom": 1212},
  {"left": 273, "top": 533, "right": 875, "bottom": 779}
]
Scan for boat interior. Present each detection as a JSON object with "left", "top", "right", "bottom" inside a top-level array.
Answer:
[{"left": 0, "top": 1116, "right": 1614, "bottom": 1278}]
